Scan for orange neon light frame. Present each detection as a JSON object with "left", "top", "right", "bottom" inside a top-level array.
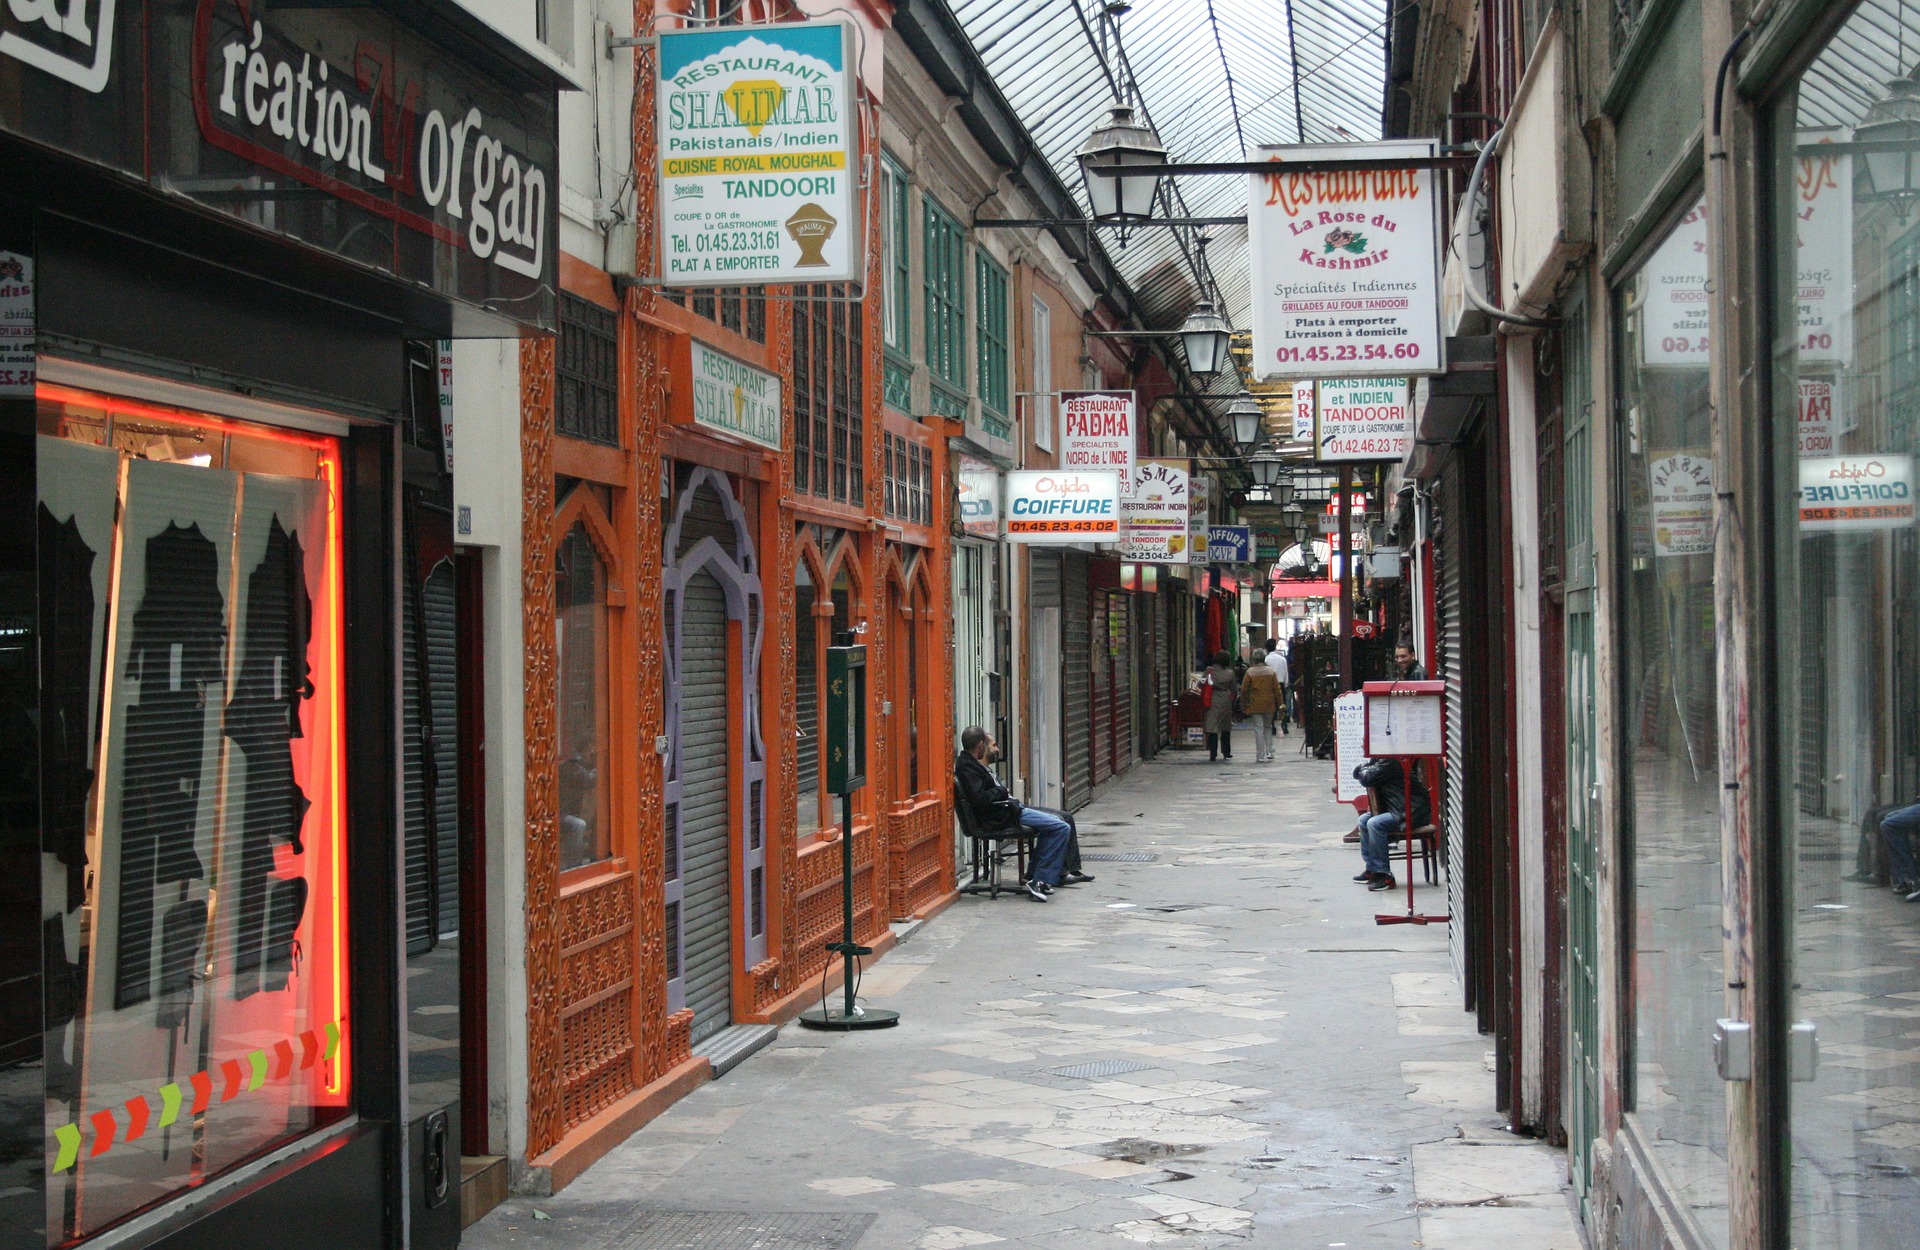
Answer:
[{"left": 40, "top": 381, "right": 352, "bottom": 1102}]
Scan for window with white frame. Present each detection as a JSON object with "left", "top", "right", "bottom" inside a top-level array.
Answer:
[{"left": 1030, "top": 296, "right": 1053, "bottom": 451}]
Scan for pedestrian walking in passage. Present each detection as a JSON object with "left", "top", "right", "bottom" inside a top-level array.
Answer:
[
  {"left": 1264, "top": 638, "right": 1292, "bottom": 735},
  {"left": 1351, "top": 756, "right": 1431, "bottom": 891},
  {"left": 1240, "top": 650, "right": 1282, "bottom": 762},
  {"left": 953, "top": 726, "right": 1089, "bottom": 902},
  {"left": 1203, "top": 650, "right": 1240, "bottom": 762}
]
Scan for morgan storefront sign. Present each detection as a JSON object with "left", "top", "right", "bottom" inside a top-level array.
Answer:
[
  {"left": 1248, "top": 141, "right": 1444, "bottom": 380},
  {"left": 657, "top": 21, "right": 860, "bottom": 285},
  {"left": 1800, "top": 455, "right": 1917, "bottom": 532},
  {"left": 0, "top": 1, "right": 561, "bottom": 326},
  {"left": 1005, "top": 470, "right": 1121, "bottom": 543}
]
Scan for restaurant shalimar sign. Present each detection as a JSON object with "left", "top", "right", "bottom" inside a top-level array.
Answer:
[
  {"left": 0, "top": 0, "right": 561, "bottom": 328},
  {"left": 1248, "top": 141, "right": 1444, "bottom": 380},
  {"left": 657, "top": 21, "right": 861, "bottom": 285}
]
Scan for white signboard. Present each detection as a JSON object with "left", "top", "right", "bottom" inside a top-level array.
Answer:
[
  {"left": 690, "top": 341, "right": 782, "bottom": 450},
  {"left": 1249, "top": 140, "right": 1444, "bottom": 379},
  {"left": 1005, "top": 470, "right": 1122, "bottom": 543},
  {"left": 1291, "top": 378, "right": 1316, "bottom": 441},
  {"left": 1800, "top": 455, "right": 1916, "bottom": 532},
  {"left": 1314, "top": 377, "right": 1413, "bottom": 462},
  {"left": 957, "top": 457, "right": 1000, "bottom": 539},
  {"left": 0, "top": 252, "right": 33, "bottom": 398},
  {"left": 436, "top": 339, "right": 455, "bottom": 473},
  {"left": 1799, "top": 378, "right": 1836, "bottom": 458},
  {"left": 1119, "top": 458, "right": 1190, "bottom": 563},
  {"left": 1366, "top": 692, "right": 1444, "bottom": 756},
  {"left": 1060, "top": 390, "right": 1136, "bottom": 476},
  {"left": 1649, "top": 453, "right": 1714, "bottom": 557},
  {"left": 657, "top": 22, "right": 861, "bottom": 285},
  {"left": 1642, "top": 199, "right": 1710, "bottom": 368},
  {"left": 1189, "top": 473, "right": 1212, "bottom": 557},
  {"left": 1795, "top": 133, "right": 1852, "bottom": 368},
  {"left": 1334, "top": 692, "right": 1367, "bottom": 803}
]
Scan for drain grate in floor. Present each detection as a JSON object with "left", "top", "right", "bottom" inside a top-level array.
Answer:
[
  {"left": 1080, "top": 852, "right": 1159, "bottom": 863},
  {"left": 1046, "top": 1058, "right": 1155, "bottom": 1080},
  {"left": 608, "top": 1210, "right": 874, "bottom": 1249}
]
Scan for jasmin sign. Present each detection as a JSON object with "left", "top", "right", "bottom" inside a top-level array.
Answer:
[
  {"left": 657, "top": 21, "right": 860, "bottom": 285},
  {"left": 1249, "top": 141, "right": 1444, "bottom": 380},
  {"left": 1119, "top": 458, "right": 1190, "bottom": 563}
]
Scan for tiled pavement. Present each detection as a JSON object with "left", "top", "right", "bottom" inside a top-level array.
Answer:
[{"left": 467, "top": 733, "right": 1583, "bottom": 1249}]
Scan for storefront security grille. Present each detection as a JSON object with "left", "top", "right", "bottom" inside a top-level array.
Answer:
[{"left": 557, "top": 293, "right": 619, "bottom": 446}]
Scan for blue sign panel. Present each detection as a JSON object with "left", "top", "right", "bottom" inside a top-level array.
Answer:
[{"left": 1207, "top": 525, "right": 1252, "bottom": 563}]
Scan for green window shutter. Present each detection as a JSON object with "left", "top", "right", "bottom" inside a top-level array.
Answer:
[
  {"left": 883, "top": 157, "right": 910, "bottom": 355},
  {"left": 923, "top": 197, "right": 965, "bottom": 393},
  {"left": 975, "top": 253, "right": 1009, "bottom": 419}
]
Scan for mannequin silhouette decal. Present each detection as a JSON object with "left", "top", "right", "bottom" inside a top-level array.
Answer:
[
  {"left": 228, "top": 517, "right": 314, "bottom": 999},
  {"left": 38, "top": 505, "right": 98, "bottom": 914},
  {"left": 114, "top": 523, "right": 226, "bottom": 1011}
]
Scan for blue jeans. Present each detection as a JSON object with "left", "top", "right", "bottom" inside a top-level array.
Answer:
[
  {"left": 1879, "top": 803, "right": 1920, "bottom": 886},
  {"left": 1361, "top": 811, "right": 1403, "bottom": 876},
  {"left": 1019, "top": 806, "right": 1073, "bottom": 886}
]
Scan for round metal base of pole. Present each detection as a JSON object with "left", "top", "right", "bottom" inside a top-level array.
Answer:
[{"left": 797, "top": 1004, "right": 901, "bottom": 1031}]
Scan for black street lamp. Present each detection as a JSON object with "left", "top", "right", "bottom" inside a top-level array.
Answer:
[
  {"left": 1076, "top": 105, "right": 1168, "bottom": 225},
  {"left": 1177, "top": 300, "right": 1233, "bottom": 377},
  {"left": 1228, "top": 393, "right": 1264, "bottom": 451}
]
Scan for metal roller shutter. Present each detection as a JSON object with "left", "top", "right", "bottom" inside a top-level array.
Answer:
[
  {"left": 403, "top": 570, "right": 432, "bottom": 955},
  {"left": 1062, "top": 555, "right": 1091, "bottom": 811},
  {"left": 1437, "top": 475, "right": 1468, "bottom": 985},
  {"left": 1090, "top": 590, "right": 1111, "bottom": 788},
  {"left": 402, "top": 557, "right": 460, "bottom": 954},
  {"left": 425, "top": 564, "right": 460, "bottom": 939},
  {"left": 1110, "top": 594, "right": 1134, "bottom": 775},
  {"left": 679, "top": 570, "right": 734, "bottom": 1044}
]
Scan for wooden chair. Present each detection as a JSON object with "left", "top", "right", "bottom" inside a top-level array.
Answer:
[
  {"left": 954, "top": 791, "right": 1032, "bottom": 898},
  {"left": 1365, "top": 787, "right": 1440, "bottom": 885}
]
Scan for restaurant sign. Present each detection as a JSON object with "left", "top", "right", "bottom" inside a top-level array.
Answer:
[
  {"left": 0, "top": 1, "right": 561, "bottom": 327},
  {"left": 690, "top": 341, "right": 782, "bottom": 450},
  {"left": 1005, "top": 470, "right": 1121, "bottom": 543},
  {"left": 1249, "top": 140, "right": 1445, "bottom": 380},
  {"left": 1800, "top": 455, "right": 1916, "bottom": 532},
  {"left": 1060, "top": 390, "right": 1136, "bottom": 476},
  {"left": 1313, "top": 377, "right": 1413, "bottom": 462},
  {"left": 657, "top": 21, "right": 860, "bottom": 285},
  {"left": 1118, "top": 458, "right": 1190, "bottom": 563}
]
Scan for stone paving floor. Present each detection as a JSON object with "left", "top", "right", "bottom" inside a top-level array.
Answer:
[{"left": 467, "top": 733, "right": 1584, "bottom": 1249}]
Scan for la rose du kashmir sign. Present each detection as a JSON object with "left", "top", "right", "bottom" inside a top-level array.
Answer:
[
  {"left": 1249, "top": 141, "right": 1445, "bottom": 380},
  {"left": 657, "top": 22, "right": 860, "bottom": 285}
]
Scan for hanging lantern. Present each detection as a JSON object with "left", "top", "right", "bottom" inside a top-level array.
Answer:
[
  {"left": 1857, "top": 73, "right": 1920, "bottom": 217},
  {"left": 1228, "top": 393, "right": 1264, "bottom": 450},
  {"left": 1177, "top": 301, "right": 1234, "bottom": 377},
  {"left": 1076, "top": 105, "right": 1168, "bottom": 224}
]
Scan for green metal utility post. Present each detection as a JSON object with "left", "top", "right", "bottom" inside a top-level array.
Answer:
[{"left": 799, "top": 635, "right": 901, "bottom": 1031}]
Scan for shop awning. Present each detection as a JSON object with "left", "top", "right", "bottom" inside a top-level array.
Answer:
[{"left": 1272, "top": 581, "right": 1337, "bottom": 599}]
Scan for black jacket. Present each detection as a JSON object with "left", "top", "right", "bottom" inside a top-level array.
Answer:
[
  {"left": 1354, "top": 757, "right": 1432, "bottom": 827},
  {"left": 955, "top": 751, "right": 1022, "bottom": 831}
]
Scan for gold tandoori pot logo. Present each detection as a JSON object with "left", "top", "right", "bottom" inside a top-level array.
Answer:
[{"left": 785, "top": 203, "right": 837, "bottom": 266}]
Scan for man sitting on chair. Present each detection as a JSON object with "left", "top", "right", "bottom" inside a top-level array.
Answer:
[
  {"left": 1351, "top": 755, "right": 1431, "bottom": 893},
  {"left": 954, "top": 725, "right": 1089, "bottom": 902}
]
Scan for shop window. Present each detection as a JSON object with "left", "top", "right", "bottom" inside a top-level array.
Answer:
[
  {"left": 1771, "top": 15, "right": 1920, "bottom": 1244},
  {"left": 792, "top": 287, "right": 864, "bottom": 503},
  {"left": 924, "top": 196, "right": 966, "bottom": 418},
  {"left": 555, "top": 520, "right": 612, "bottom": 870},
  {"left": 1616, "top": 197, "right": 1728, "bottom": 1243},
  {"left": 976, "top": 252, "right": 1010, "bottom": 427},
  {"left": 556, "top": 293, "right": 619, "bottom": 447},
  {"left": 883, "top": 156, "right": 910, "bottom": 356},
  {"left": 883, "top": 433, "right": 932, "bottom": 525},
  {"left": 36, "top": 386, "right": 350, "bottom": 1242}
]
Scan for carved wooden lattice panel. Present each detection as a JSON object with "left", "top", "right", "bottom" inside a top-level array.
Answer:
[
  {"left": 560, "top": 871, "right": 637, "bottom": 1126},
  {"left": 521, "top": 337, "right": 564, "bottom": 1156}
]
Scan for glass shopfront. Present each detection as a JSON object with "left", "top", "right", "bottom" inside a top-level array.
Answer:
[
  {"left": 1617, "top": 196, "right": 1730, "bottom": 1246},
  {"left": 36, "top": 385, "right": 351, "bottom": 1243},
  {"left": 1771, "top": 5, "right": 1920, "bottom": 1243}
]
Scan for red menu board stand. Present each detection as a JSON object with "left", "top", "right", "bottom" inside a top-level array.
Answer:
[{"left": 1361, "top": 680, "right": 1450, "bottom": 926}]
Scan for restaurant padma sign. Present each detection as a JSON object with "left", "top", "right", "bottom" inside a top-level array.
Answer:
[{"left": 0, "top": 0, "right": 561, "bottom": 327}]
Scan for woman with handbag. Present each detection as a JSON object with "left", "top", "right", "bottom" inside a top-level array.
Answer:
[{"left": 1202, "top": 650, "right": 1240, "bottom": 762}]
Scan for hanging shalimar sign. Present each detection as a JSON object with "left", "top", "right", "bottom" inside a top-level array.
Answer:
[{"left": 1249, "top": 141, "right": 1445, "bottom": 380}]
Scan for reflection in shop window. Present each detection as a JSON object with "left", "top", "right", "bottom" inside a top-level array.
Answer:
[
  {"left": 556, "top": 522, "right": 612, "bottom": 870},
  {"left": 36, "top": 386, "right": 350, "bottom": 1242},
  {"left": 1776, "top": 9, "right": 1920, "bottom": 1241},
  {"left": 794, "top": 549, "right": 856, "bottom": 837},
  {"left": 1617, "top": 204, "right": 1730, "bottom": 1247}
]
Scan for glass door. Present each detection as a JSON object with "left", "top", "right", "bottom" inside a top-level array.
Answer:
[{"left": 1772, "top": 8, "right": 1920, "bottom": 1244}]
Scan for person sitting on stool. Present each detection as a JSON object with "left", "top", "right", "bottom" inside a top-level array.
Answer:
[
  {"left": 1351, "top": 756, "right": 1431, "bottom": 892},
  {"left": 954, "top": 725, "right": 1091, "bottom": 902}
]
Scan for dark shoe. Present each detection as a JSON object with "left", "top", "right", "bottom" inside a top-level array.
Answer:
[
  {"left": 1024, "top": 880, "right": 1050, "bottom": 902},
  {"left": 1063, "top": 870, "right": 1095, "bottom": 884},
  {"left": 1343, "top": 829, "right": 1362, "bottom": 843},
  {"left": 1352, "top": 870, "right": 1377, "bottom": 882},
  {"left": 1368, "top": 875, "right": 1397, "bottom": 892}
]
